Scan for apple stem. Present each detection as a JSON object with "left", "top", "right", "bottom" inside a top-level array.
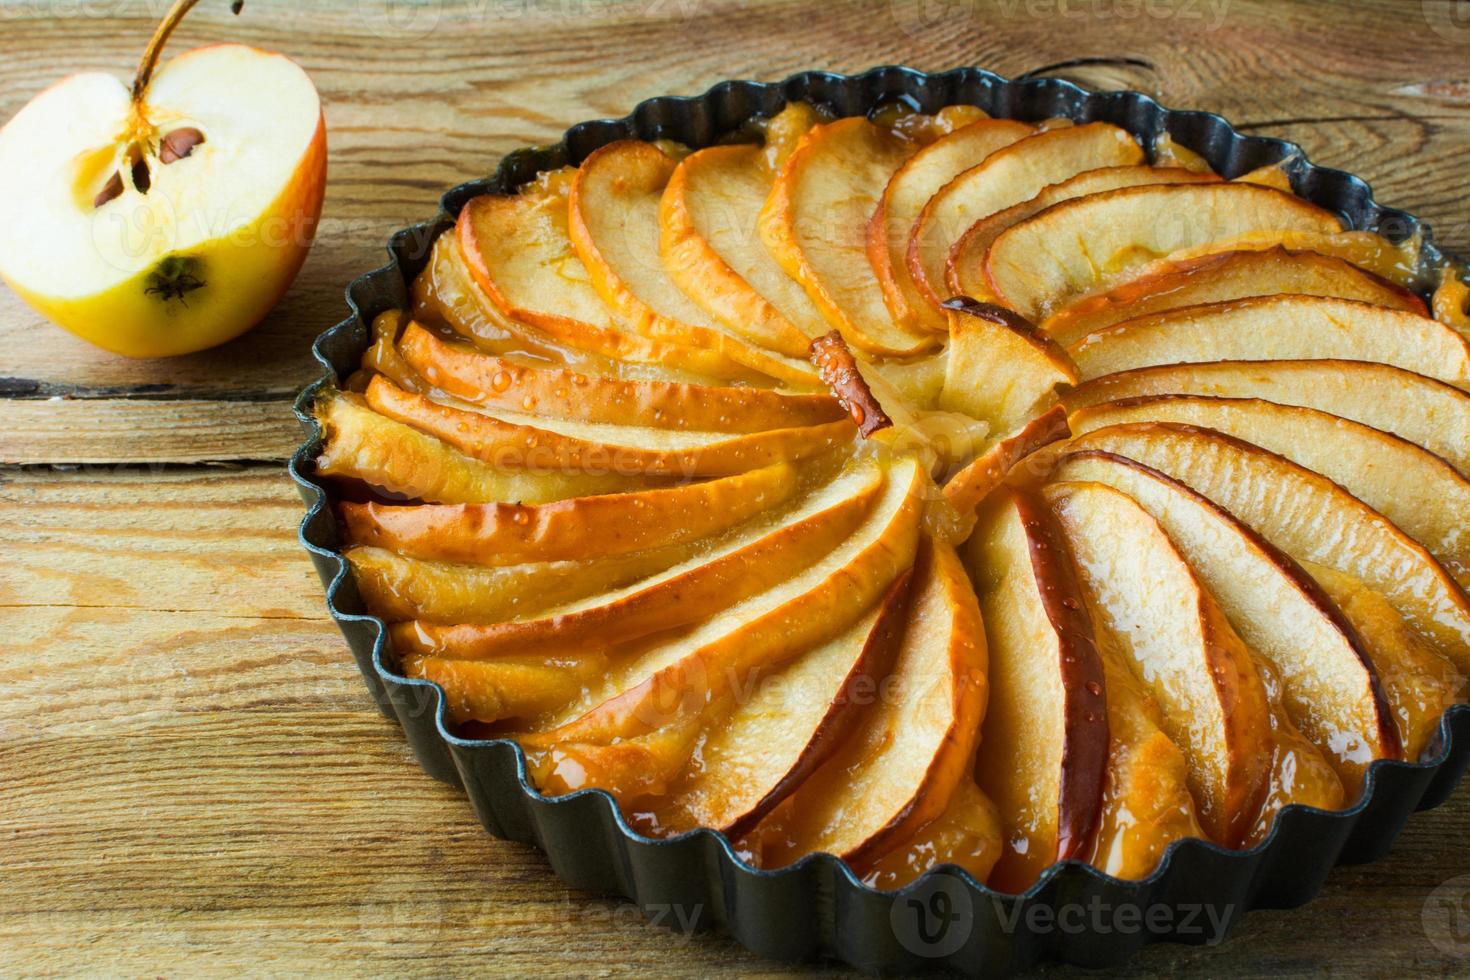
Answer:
[{"left": 131, "top": 0, "right": 245, "bottom": 104}]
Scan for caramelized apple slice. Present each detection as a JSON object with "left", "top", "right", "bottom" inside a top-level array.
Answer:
[
  {"left": 346, "top": 540, "right": 697, "bottom": 624},
  {"left": 985, "top": 184, "right": 1344, "bottom": 319},
  {"left": 1068, "top": 422, "right": 1470, "bottom": 669},
  {"left": 1069, "top": 396, "right": 1470, "bottom": 589},
  {"left": 1067, "top": 295, "right": 1470, "bottom": 387},
  {"left": 853, "top": 778, "right": 1003, "bottom": 890},
  {"left": 569, "top": 141, "right": 818, "bottom": 386},
  {"left": 938, "top": 300, "right": 1078, "bottom": 431},
  {"left": 943, "top": 405, "right": 1071, "bottom": 516},
  {"left": 340, "top": 461, "right": 799, "bottom": 564},
  {"left": 516, "top": 457, "right": 927, "bottom": 800},
  {"left": 908, "top": 123, "right": 1145, "bottom": 313},
  {"left": 1302, "top": 561, "right": 1465, "bottom": 758},
  {"left": 394, "top": 458, "right": 885, "bottom": 660},
  {"left": 402, "top": 651, "right": 611, "bottom": 726},
  {"left": 945, "top": 165, "right": 1219, "bottom": 300},
  {"left": 659, "top": 143, "right": 826, "bottom": 352},
  {"left": 1064, "top": 359, "right": 1470, "bottom": 477},
  {"left": 1039, "top": 247, "right": 1425, "bottom": 344},
  {"left": 759, "top": 117, "right": 935, "bottom": 356},
  {"left": 399, "top": 321, "right": 843, "bottom": 432},
  {"left": 1052, "top": 451, "right": 1401, "bottom": 792},
  {"left": 456, "top": 186, "right": 765, "bottom": 384},
  {"left": 964, "top": 488, "right": 1107, "bottom": 892},
  {"left": 653, "top": 571, "right": 911, "bottom": 835},
  {"left": 1045, "top": 481, "right": 1274, "bottom": 848},
  {"left": 750, "top": 535, "right": 989, "bottom": 869},
  {"left": 1088, "top": 650, "right": 1204, "bottom": 880},
  {"left": 867, "top": 118, "right": 1034, "bottom": 330},
  {"left": 365, "top": 375, "right": 853, "bottom": 479},
  {"left": 314, "top": 390, "right": 645, "bottom": 505}
]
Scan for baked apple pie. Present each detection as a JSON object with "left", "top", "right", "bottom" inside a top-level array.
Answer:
[{"left": 315, "top": 101, "right": 1470, "bottom": 894}]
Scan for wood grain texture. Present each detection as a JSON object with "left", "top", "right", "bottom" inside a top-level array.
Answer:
[{"left": 2, "top": 0, "right": 1468, "bottom": 976}]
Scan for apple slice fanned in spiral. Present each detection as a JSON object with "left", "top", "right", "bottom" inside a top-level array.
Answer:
[
  {"left": 1038, "top": 247, "right": 1426, "bottom": 344},
  {"left": 1051, "top": 451, "right": 1402, "bottom": 792},
  {"left": 747, "top": 535, "right": 995, "bottom": 882},
  {"left": 1068, "top": 396, "right": 1470, "bottom": 589},
  {"left": 907, "top": 123, "right": 1146, "bottom": 314},
  {"left": 1063, "top": 359, "right": 1470, "bottom": 477},
  {"left": 964, "top": 488, "right": 1109, "bottom": 892},
  {"left": 1066, "top": 295, "right": 1470, "bottom": 387},
  {"left": 984, "top": 183, "right": 1345, "bottom": 320},
  {"left": 760, "top": 117, "right": 936, "bottom": 357}
]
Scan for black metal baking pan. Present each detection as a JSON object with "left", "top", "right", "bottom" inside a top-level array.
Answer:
[{"left": 289, "top": 65, "right": 1470, "bottom": 975}]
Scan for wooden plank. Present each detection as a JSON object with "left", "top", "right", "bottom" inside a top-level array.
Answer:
[{"left": 0, "top": 398, "right": 301, "bottom": 464}]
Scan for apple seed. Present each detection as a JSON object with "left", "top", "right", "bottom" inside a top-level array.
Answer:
[
  {"left": 94, "top": 171, "right": 125, "bottom": 208},
  {"left": 159, "top": 127, "right": 205, "bottom": 164},
  {"left": 128, "top": 143, "right": 151, "bottom": 193}
]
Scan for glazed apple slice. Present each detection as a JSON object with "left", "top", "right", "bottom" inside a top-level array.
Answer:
[
  {"left": 1088, "top": 648, "right": 1205, "bottom": 881},
  {"left": 1067, "top": 422, "right": 1470, "bottom": 670},
  {"left": 364, "top": 375, "right": 853, "bottom": 479},
  {"left": 1300, "top": 561, "right": 1465, "bottom": 759},
  {"left": 964, "top": 488, "right": 1108, "bottom": 892},
  {"left": 339, "top": 461, "right": 800, "bottom": 564},
  {"left": 1063, "top": 359, "right": 1470, "bottom": 477},
  {"left": 1052, "top": 451, "right": 1401, "bottom": 792},
  {"left": 653, "top": 571, "right": 912, "bottom": 835},
  {"left": 984, "top": 184, "right": 1345, "bottom": 319},
  {"left": 907, "top": 123, "right": 1145, "bottom": 314},
  {"left": 660, "top": 143, "right": 827, "bottom": 352},
  {"left": 569, "top": 141, "right": 818, "bottom": 386},
  {"left": 1067, "top": 295, "right": 1470, "bottom": 387},
  {"left": 1039, "top": 247, "right": 1425, "bottom": 344},
  {"left": 852, "top": 778, "right": 1004, "bottom": 890},
  {"left": 456, "top": 184, "right": 767, "bottom": 384},
  {"left": 748, "top": 535, "right": 990, "bottom": 870},
  {"left": 943, "top": 405, "right": 1071, "bottom": 516},
  {"left": 314, "top": 391, "right": 646, "bottom": 505},
  {"left": 945, "top": 165, "right": 1219, "bottom": 300},
  {"left": 759, "top": 117, "right": 936, "bottom": 357},
  {"left": 393, "top": 457, "right": 885, "bottom": 660},
  {"left": 398, "top": 321, "right": 843, "bottom": 432},
  {"left": 1068, "top": 395, "right": 1470, "bottom": 589},
  {"left": 515, "top": 456, "right": 926, "bottom": 801},
  {"left": 867, "top": 118, "right": 1035, "bottom": 331},
  {"left": 938, "top": 300, "right": 1078, "bottom": 431},
  {"left": 1044, "top": 481, "right": 1274, "bottom": 848}
]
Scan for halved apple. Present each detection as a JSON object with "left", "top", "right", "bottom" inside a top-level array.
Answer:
[
  {"left": 398, "top": 321, "right": 843, "bottom": 433},
  {"left": 867, "top": 118, "right": 1035, "bottom": 330},
  {"left": 1068, "top": 395, "right": 1470, "bottom": 589},
  {"left": 1051, "top": 451, "right": 1401, "bottom": 792},
  {"left": 1045, "top": 481, "right": 1274, "bottom": 847},
  {"left": 759, "top": 117, "right": 936, "bottom": 357},
  {"left": 1039, "top": 247, "right": 1425, "bottom": 344},
  {"left": 654, "top": 571, "right": 911, "bottom": 835},
  {"left": 1063, "top": 359, "right": 1470, "bottom": 477},
  {"left": 1067, "top": 295, "right": 1470, "bottom": 388},
  {"left": 660, "top": 143, "right": 828, "bottom": 352},
  {"left": 457, "top": 184, "right": 767, "bottom": 384},
  {"left": 1066, "top": 422, "right": 1470, "bottom": 669},
  {"left": 516, "top": 456, "right": 926, "bottom": 801},
  {"left": 943, "top": 405, "right": 1071, "bottom": 516},
  {"left": 339, "top": 461, "right": 799, "bottom": 565},
  {"left": 938, "top": 300, "right": 1078, "bottom": 432},
  {"left": 945, "top": 165, "right": 1219, "bottom": 300},
  {"left": 749, "top": 535, "right": 990, "bottom": 873},
  {"left": 964, "top": 488, "right": 1108, "bottom": 892},
  {"left": 314, "top": 390, "right": 645, "bottom": 505},
  {"left": 569, "top": 140, "right": 818, "bottom": 387},
  {"left": 392, "top": 457, "right": 885, "bottom": 660},
  {"left": 907, "top": 123, "right": 1145, "bottom": 314},
  {"left": 364, "top": 375, "right": 853, "bottom": 479},
  {"left": 984, "top": 184, "right": 1345, "bottom": 319}
]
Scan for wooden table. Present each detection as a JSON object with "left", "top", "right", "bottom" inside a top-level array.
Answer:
[{"left": 4, "top": 0, "right": 1469, "bottom": 975}]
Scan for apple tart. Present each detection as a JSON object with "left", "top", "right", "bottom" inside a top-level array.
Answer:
[{"left": 314, "top": 100, "right": 1469, "bottom": 894}]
